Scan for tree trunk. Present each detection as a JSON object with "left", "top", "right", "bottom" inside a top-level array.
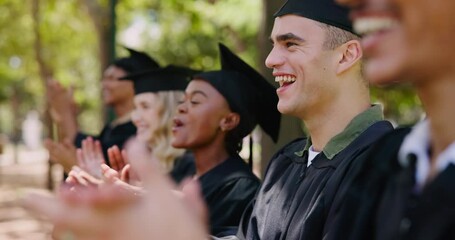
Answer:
[
  {"left": 257, "top": 0, "right": 304, "bottom": 177},
  {"left": 32, "top": 0, "right": 55, "bottom": 190},
  {"left": 79, "top": 0, "right": 117, "bottom": 122}
]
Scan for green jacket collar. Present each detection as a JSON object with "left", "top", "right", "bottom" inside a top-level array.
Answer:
[{"left": 295, "top": 105, "right": 383, "bottom": 159}]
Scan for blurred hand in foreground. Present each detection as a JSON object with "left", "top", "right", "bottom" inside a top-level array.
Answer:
[{"left": 24, "top": 137, "right": 209, "bottom": 240}]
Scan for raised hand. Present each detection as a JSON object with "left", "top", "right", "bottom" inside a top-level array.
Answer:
[
  {"left": 47, "top": 79, "right": 78, "bottom": 141},
  {"left": 107, "top": 145, "right": 141, "bottom": 185},
  {"left": 77, "top": 137, "right": 104, "bottom": 178},
  {"left": 44, "top": 138, "right": 77, "bottom": 174},
  {"left": 107, "top": 145, "right": 127, "bottom": 172},
  {"left": 23, "top": 137, "right": 208, "bottom": 240},
  {"left": 65, "top": 166, "right": 103, "bottom": 187}
]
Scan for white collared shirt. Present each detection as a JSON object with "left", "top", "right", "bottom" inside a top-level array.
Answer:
[
  {"left": 307, "top": 146, "right": 320, "bottom": 167},
  {"left": 398, "top": 120, "right": 455, "bottom": 190}
]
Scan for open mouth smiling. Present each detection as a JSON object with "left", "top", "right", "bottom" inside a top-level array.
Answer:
[
  {"left": 275, "top": 75, "right": 297, "bottom": 87},
  {"left": 353, "top": 15, "right": 399, "bottom": 37}
]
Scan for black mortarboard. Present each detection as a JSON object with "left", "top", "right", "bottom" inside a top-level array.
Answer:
[
  {"left": 274, "top": 0, "right": 353, "bottom": 33},
  {"left": 112, "top": 47, "right": 160, "bottom": 74},
  {"left": 121, "top": 65, "right": 199, "bottom": 95},
  {"left": 193, "top": 43, "right": 281, "bottom": 143}
]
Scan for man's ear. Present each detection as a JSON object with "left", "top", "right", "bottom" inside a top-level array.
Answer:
[
  {"left": 336, "top": 39, "right": 363, "bottom": 75},
  {"left": 220, "top": 112, "right": 240, "bottom": 132}
]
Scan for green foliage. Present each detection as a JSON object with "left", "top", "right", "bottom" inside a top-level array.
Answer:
[
  {"left": 0, "top": 0, "right": 423, "bottom": 138},
  {"left": 0, "top": 0, "right": 102, "bottom": 135},
  {"left": 116, "top": 0, "right": 261, "bottom": 69},
  {"left": 372, "top": 84, "right": 423, "bottom": 126}
]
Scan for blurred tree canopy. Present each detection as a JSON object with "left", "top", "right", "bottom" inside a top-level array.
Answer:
[{"left": 0, "top": 0, "right": 422, "bottom": 140}]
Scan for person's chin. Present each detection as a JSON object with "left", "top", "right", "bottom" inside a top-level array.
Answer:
[
  {"left": 136, "top": 133, "right": 150, "bottom": 143},
  {"left": 277, "top": 101, "right": 293, "bottom": 115},
  {"left": 170, "top": 134, "right": 184, "bottom": 148},
  {"left": 171, "top": 140, "right": 185, "bottom": 149}
]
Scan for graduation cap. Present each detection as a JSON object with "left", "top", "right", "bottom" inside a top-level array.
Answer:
[
  {"left": 112, "top": 47, "right": 160, "bottom": 74},
  {"left": 193, "top": 43, "right": 281, "bottom": 144},
  {"left": 121, "top": 65, "right": 200, "bottom": 95},
  {"left": 274, "top": 0, "right": 354, "bottom": 33}
]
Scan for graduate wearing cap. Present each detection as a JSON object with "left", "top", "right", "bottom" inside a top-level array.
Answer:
[
  {"left": 171, "top": 43, "right": 280, "bottom": 237},
  {"left": 23, "top": 1, "right": 394, "bottom": 239},
  {"left": 46, "top": 47, "right": 160, "bottom": 174},
  {"left": 234, "top": 0, "right": 395, "bottom": 239},
  {"left": 120, "top": 65, "right": 197, "bottom": 183},
  {"left": 73, "top": 47, "right": 160, "bottom": 164}
]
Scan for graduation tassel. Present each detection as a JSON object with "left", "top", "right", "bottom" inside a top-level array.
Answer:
[{"left": 249, "top": 135, "right": 253, "bottom": 170}]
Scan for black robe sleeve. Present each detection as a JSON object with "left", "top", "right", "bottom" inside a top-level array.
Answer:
[
  {"left": 238, "top": 121, "right": 393, "bottom": 240},
  {"left": 74, "top": 121, "right": 136, "bottom": 164},
  {"left": 169, "top": 151, "right": 196, "bottom": 184},
  {"left": 199, "top": 156, "right": 260, "bottom": 238},
  {"left": 331, "top": 127, "right": 455, "bottom": 240}
]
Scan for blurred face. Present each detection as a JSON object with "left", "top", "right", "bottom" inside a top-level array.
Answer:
[
  {"left": 132, "top": 93, "right": 161, "bottom": 142},
  {"left": 337, "top": 0, "right": 455, "bottom": 84},
  {"left": 266, "top": 15, "right": 340, "bottom": 119},
  {"left": 171, "top": 80, "right": 231, "bottom": 149},
  {"left": 101, "top": 65, "right": 135, "bottom": 106}
]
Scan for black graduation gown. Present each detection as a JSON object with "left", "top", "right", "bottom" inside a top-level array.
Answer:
[
  {"left": 237, "top": 121, "right": 393, "bottom": 240},
  {"left": 331, "top": 128, "right": 455, "bottom": 240},
  {"left": 74, "top": 121, "right": 136, "bottom": 163},
  {"left": 169, "top": 151, "right": 196, "bottom": 184},
  {"left": 199, "top": 155, "right": 260, "bottom": 237}
]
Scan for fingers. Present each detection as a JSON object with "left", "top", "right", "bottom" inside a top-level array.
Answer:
[
  {"left": 78, "top": 170, "right": 103, "bottom": 186},
  {"left": 62, "top": 138, "right": 76, "bottom": 151},
  {"left": 23, "top": 191, "right": 112, "bottom": 237},
  {"left": 81, "top": 137, "right": 94, "bottom": 166},
  {"left": 66, "top": 166, "right": 102, "bottom": 187},
  {"left": 58, "top": 181, "right": 140, "bottom": 210},
  {"left": 76, "top": 148, "right": 86, "bottom": 170},
  {"left": 44, "top": 139, "right": 57, "bottom": 159},
  {"left": 94, "top": 140, "right": 104, "bottom": 164},
  {"left": 124, "top": 138, "right": 175, "bottom": 192},
  {"left": 101, "top": 164, "right": 120, "bottom": 183},
  {"left": 107, "top": 146, "right": 119, "bottom": 171},
  {"left": 46, "top": 139, "right": 77, "bottom": 173},
  {"left": 120, "top": 164, "right": 130, "bottom": 183},
  {"left": 23, "top": 191, "right": 65, "bottom": 220},
  {"left": 67, "top": 167, "right": 89, "bottom": 186},
  {"left": 80, "top": 137, "right": 104, "bottom": 178},
  {"left": 108, "top": 145, "right": 124, "bottom": 171}
]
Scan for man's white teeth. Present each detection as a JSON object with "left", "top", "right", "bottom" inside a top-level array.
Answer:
[
  {"left": 274, "top": 76, "right": 296, "bottom": 85},
  {"left": 354, "top": 17, "right": 398, "bottom": 36}
]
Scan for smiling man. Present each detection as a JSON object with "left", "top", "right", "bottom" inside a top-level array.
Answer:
[{"left": 235, "top": 0, "right": 394, "bottom": 239}]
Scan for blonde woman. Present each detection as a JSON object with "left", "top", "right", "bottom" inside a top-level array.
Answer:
[
  {"left": 68, "top": 65, "right": 197, "bottom": 185},
  {"left": 130, "top": 77, "right": 195, "bottom": 182}
]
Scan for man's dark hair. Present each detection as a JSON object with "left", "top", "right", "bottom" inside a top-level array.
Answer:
[{"left": 318, "top": 22, "right": 360, "bottom": 50}]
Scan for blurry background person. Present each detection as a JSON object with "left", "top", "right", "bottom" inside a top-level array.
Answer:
[
  {"left": 24, "top": 138, "right": 208, "bottom": 240},
  {"left": 328, "top": 0, "right": 455, "bottom": 239},
  {"left": 113, "top": 65, "right": 198, "bottom": 183},
  {"left": 67, "top": 65, "right": 199, "bottom": 187},
  {"left": 46, "top": 47, "right": 159, "bottom": 173}
]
